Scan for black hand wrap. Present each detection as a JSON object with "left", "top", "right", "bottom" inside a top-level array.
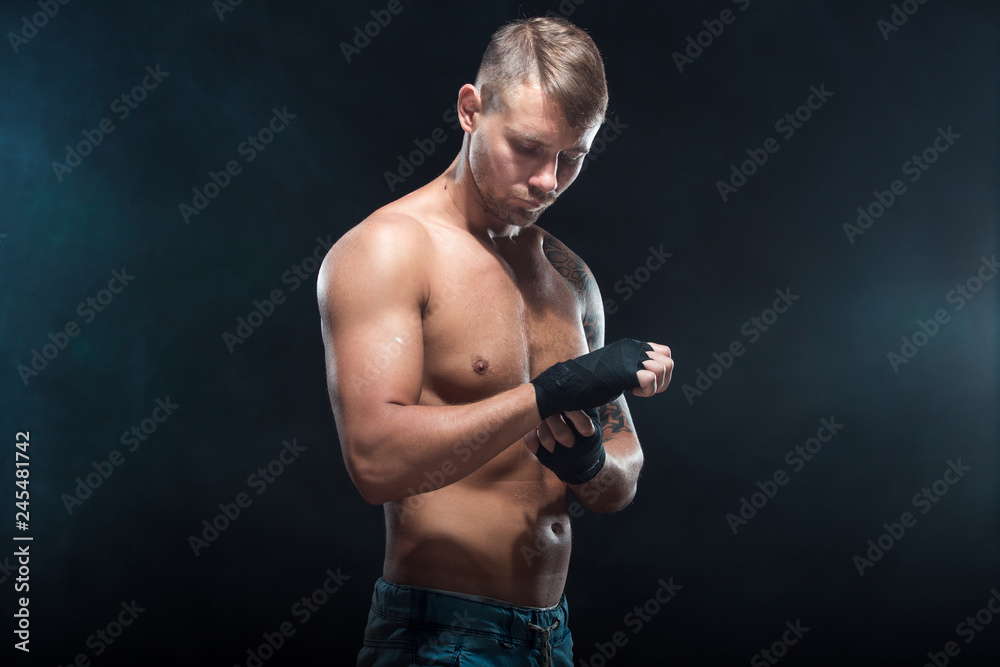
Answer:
[
  {"left": 534, "top": 408, "right": 605, "bottom": 485},
  {"left": 531, "top": 338, "right": 653, "bottom": 420}
]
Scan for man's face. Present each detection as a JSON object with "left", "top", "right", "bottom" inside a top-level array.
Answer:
[{"left": 467, "top": 82, "right": 600, "bottom": 230}]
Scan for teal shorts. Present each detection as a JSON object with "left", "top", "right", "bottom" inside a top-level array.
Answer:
[{"left": 357, "top": 577, "right": 573, "bottom": 666}]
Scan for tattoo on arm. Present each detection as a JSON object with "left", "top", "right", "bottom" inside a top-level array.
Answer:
[
  {"left": 581, "top": 302, "right": 601, "bottom": 353},
  {"left": 543, "top": 235, "right": 593, "bottom": 293},
  {"left": 543, "top": 232, "right": 634, "bottom": 438},
  {"left": 600, "top": 397, "right": 634, "bottom": 438},
  {"left": 542, "top": 233, "right": 603, "bottom": 350}
]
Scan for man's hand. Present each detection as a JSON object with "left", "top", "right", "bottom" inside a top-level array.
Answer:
[
  {"left": 530, "top": 339, "right": 674, "bottom": 419},
  {"left": 633, "top": 342, "right": 673, "bottom": 397},
  {"left": 524, "top": 342, "right": 670, "bottom": 486},
  {"left": 524, "top": 409, "right": 605, "bottom": 485},
  {"left": 524, "top": 410, "right": 597, "bottom": 455}
]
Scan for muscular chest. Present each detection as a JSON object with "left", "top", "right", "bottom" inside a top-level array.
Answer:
[{"left": 419, "top": 233, "right": 587, "bottom": 406}]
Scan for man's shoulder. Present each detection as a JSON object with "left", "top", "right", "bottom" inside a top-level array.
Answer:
[
  {"left": 318, "top": 207, "right": 432, "bottom": 302},
  {"left": 341, "top": 204, "right": 430, "bottom": 252},
  {"left": 534, "top": 226, "right": 598, "bottom": 297},
  {"left": 327, "top": 205, "right": 432, "bottom": 269}
]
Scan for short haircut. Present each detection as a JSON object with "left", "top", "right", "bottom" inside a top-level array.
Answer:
[{"left": 474, "top": 17, "right": 608, "bottom": 130}]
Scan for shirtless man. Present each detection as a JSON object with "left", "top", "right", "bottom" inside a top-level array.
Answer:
[{"left": 318, "top": 17, "right": 673, "bottom": 666}]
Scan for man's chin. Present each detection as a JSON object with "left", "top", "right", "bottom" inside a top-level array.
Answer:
[
  {"left": 490, "top": 205, "right": 544, "bottom": 229},
  {"left": 516, "top": 201, "right": 553, "bottom": 223},
  {"left": 511, "top": 211, "right": 544, "bottom": 229}
]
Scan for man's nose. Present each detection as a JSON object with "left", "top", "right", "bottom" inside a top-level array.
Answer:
[{"left": 528, "top": 157, "right": 558, "bottom": 194}]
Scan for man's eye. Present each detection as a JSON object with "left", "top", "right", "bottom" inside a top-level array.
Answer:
[
  {"left": 563, "top": 152, "right": 585, "bottom": 162},
  {"left": 517, "top": 143, "right": 539, "bottom": 154}
]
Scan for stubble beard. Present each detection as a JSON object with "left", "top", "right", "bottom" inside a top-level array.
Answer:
[
  {"left": 480, "top": 188, "right": 551, "bottom": 229},
  {"left": 468, "top": 140, "right": 554, "bottom": 230}
]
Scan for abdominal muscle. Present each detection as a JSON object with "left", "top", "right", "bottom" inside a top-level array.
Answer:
[{"left": 382, "top": 439, "right": 573, "bottom": 609}]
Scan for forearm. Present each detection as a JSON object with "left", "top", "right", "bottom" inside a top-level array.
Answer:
[
  {"left": 339, "top": 383, "right": 541, "bottom": 504},
  {"left": 570, "top": 433, "right": 644, "bottom": 513}
]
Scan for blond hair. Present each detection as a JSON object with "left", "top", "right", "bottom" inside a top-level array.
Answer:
[{"left": 475, "top": 17, "right": 608, "bottom": 130}]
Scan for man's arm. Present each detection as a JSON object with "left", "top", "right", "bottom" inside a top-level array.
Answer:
[
  {"left": 318, "top": 215, "right": 543, "bottom": 505},
  {"left": 541, "top": 231, "right": 656, "bottom": 513}
]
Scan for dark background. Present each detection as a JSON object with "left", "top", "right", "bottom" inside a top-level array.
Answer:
[{"left": 1, "top": 1, "right": 997, "bottom": 665}]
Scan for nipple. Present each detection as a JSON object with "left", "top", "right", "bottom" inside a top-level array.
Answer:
[{"left": 473, "top": 356, "right": 489, "bottom": 374}]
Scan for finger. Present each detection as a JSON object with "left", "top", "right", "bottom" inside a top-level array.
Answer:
[
  {"left": 562, "top": 409, "right": 596, "bottom": 437},
  {"left": 642, "top": 356, "right": 673, "bottom": 393},
  {"left": 632, "top": 369, "right": 658, "bottom": 397},
  {"left": 658, "top": 357, "right": 674, "bottom": 392},
  {"left": 536, "top": 420, "right": 557, "bottom": 452},
  {"left": 645, "top": 342, "right": 671, "bottom": 357},
  {"left": 643, "top": 351, "right": 671, "bottom": 367},
  {"left": 523, "top": 426, "right": 541, "bottom": 455},
  {"left": 545, "top": 413, "right": 576, "bottom": 448}
]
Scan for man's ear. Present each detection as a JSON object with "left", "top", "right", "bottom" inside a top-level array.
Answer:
[{"left": 457, "top": 83, "right": 481, "bottom": 134}]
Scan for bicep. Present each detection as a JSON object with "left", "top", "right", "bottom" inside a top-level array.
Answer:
[{"left": 318, "top": 222, "right": 427, "bottom": 424}]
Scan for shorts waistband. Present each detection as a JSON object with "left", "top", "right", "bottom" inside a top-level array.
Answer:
[
  {"left": 370, "top": 577, "right": 569, "bottom": 647},
  {"left": 395, "top": 581, "right": 561, "bottom": 611}
]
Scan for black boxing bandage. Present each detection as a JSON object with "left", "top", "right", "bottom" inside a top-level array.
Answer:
[
  {"left": 531, "top": 338, "right": 653, "bottom": 420},
  {"left": 534, "top": 408, "right": 604, "bottom": 485}
]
